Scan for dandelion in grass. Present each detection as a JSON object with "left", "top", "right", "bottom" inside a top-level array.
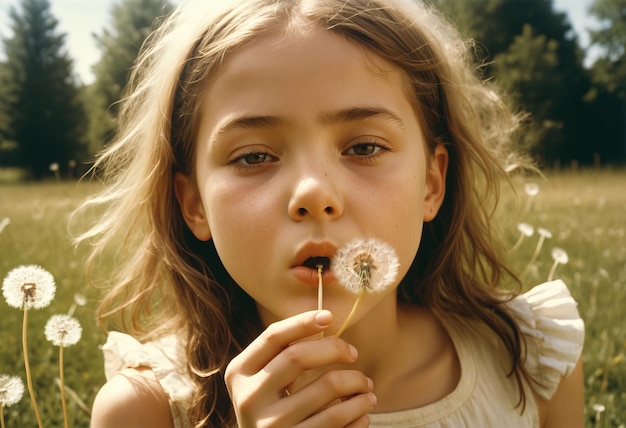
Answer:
[
  {"left": 67, "top": 293, "right": 87, "bottom": 316},
  {"left": 49, "top": 162, "right": 60, "bottom": 181},
  {"left": 331, "top": 238, "right": 399, "bottom": 337},
  {"left": 592, "top": 403, "right": 606, "bottom": 427},
  {"left": 523, "top": 182, "right": 540, "bottom": 213},
  {"left": 2, "top": 265, "right": 56, "bottom": 428},
  {"left": 45, "top": 315, "right": 82, "bottom": 428},
  {"left": 511, "top": 223, "right": 534, "bottom": 251},
  {"left": 523, "top": 228, "right": 552, "bottom": 274},
  {"left": 547, "top": 247, "right": 569, "bottom": 281},
  {"left": 3, "top": 265, "right": 56, "bottom": 310},
  {"left": 0, "top": 217, "right": 10, "bottom": 235},
  {"left": 0, "top": 375, "right": 24, "bottom": 428}
]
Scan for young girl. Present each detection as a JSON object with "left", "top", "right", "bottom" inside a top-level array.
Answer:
[{"left": 80, "top": 0, "right": 585, "bottom": 426}]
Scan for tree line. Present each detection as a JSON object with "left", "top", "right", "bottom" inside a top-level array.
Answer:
[{"left": 0, "top": 0, "right": 624, "bottom": 180}]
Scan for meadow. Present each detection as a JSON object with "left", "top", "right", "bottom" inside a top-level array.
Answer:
[{"left": 0, "top": 169, "right": 625, "bottom": 427}]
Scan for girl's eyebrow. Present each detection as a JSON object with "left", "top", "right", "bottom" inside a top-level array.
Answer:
[
  {"left": 317, "top": 106, "right": 406, "bottom": 131},
  {"left": 211, "top": 106, "right": 406, "bottom": 142}
]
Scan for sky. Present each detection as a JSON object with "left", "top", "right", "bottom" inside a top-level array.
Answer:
[{"left": 0, "top": 0, "right": 600, "bottom": 85}]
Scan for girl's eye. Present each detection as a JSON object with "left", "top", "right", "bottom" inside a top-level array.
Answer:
[
  {"left": 343, "top": 142, "right": 387, "bottom": 157},
  {"left": 231, "top": 151, "right": 277, "bottom": 166}
]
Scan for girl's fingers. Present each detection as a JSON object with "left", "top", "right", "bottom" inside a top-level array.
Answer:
[
  {"left": 259, "top": 335, "right": 359, "bottom": 392},
  {"left": 225, "top": 310, "right": 374, "bottom": 428},
  {"left": 227, "top": 310, "right": 332, "bottom": 377},
  {"left": 297, "top": 391, "right": 377, "bottom": 428},
  {"left": 276, "top": 369, "right": 374, "bottom": 424}
]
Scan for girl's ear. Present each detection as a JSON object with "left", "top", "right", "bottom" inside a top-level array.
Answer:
[
  {"left": 174, "top": 172, "right": 211, "bottom": 241},
  {"left": 423, "top": 144, "right": 448, "bottom": 222}
]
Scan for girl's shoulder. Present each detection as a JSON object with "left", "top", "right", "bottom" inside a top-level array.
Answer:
[
  {"left": 505, "top": 279, "right": 585, "bottom": 400},
  {"left": 96, "top": 331, "right": 196, "bottom": 428},
  {"left": 91, "top": 366, "right": 173, "bottom": 428}
]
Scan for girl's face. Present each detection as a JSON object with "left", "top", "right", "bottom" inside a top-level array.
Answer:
[{"left": 176, "top": 26, "right": 447, "bottom": 331}]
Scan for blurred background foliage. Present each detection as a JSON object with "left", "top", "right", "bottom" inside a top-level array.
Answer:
[
  {"left": 0, "top": 1, "right": 625, "bottom": 426},
  {"left": 0, "top": 0, "right": 625, "bottom": 179}
]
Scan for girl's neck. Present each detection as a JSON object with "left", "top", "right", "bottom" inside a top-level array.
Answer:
[{"left": 338, "top": 297, "right": 460, "bottom": 413}]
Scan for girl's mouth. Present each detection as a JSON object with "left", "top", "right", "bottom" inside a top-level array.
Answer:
[{"left": 301, "top": 256, "right": 331, "bottom": 271}]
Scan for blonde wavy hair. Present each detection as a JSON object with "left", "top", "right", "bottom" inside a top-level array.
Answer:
[{"left": 76, "top": 0, "right": 530, "bottom": 425}]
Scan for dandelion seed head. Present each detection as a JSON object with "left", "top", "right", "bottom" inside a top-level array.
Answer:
[
  {"left": 592, "top": 403, "right": 606, "bottom": 413},
  {"left": 45, "top": 314, "right": 82, "bottom": 347},
  {"left": 517, "top": 223, "right": 534, "bottom": 237},
  {"left": 0, "top": 374, "right": 24, "bottom": 407},
  {"left": 2, "top": 265, "right": 56, "bottom": 310},
  {"left": 551, "top": 247, "right": 569, "bottom": 264},
  {"left": 73, "top": 293, "right": 87, "bottom": 306},
  {"left": 524, "top": 182, "right": 539, "bottom": 197},
  {"left": 537, "top": 228, "right": 552, "bottom": 238},
  {"left": 331, "top": 238, "right": 399, "bottom": 294},
  {"left": 0, "top": 217, "right": 10, "bottom": 234},
  {"left": 49, "top": 162, "right": 59, "bottom": 171}
]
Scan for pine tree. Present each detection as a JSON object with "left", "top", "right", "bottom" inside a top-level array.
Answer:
[
  {"left": 88, "top": 0, "right": 172, "bottom": 153},
  {"left": 0, "top": 0, "right": 87, "bottom": 180}
]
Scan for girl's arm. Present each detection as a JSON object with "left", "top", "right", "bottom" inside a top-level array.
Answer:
[
  {"left": 90, "top": 367, "right": 174, "bottom": 428},
  {"left": 538, "top": 357, "right": 585, "bottom": 428}
]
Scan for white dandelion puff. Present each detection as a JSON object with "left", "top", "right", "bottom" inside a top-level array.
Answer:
[
  {"left": 2, "top": 265, "right": 56, "bottom": 310},
  {"left": 332, "top": 237, "right": 399, "bottom": 294},
  {"left": 537, "top": 228, "right": 553, "bottom": 239},
  {"left": 73, "top": 293, "right": 87, "bottom": 306},
  {"left": 331, "top": 238, "right": 399, "bottom": 337},
  {"left": 518, "top": 223, "right": 534, "bottom": 237},
  {"left": 524, "top": 182, "right": 539, "bottom": 196},
  {"left": 0, "top": 217, "right": 10, "bottom": 235},
  {"left": 551, "top": 247, "right": 569, "bottom": 265},
  {"left": 45, "top": 315, "right": 82, "bottom": 347},
  {"left": 67, "top": 293, "right": 88, "bottom": 316},
  {"left": 592, "top": 403, "right": 606, "bottom": 414},
  {"left": 522, "top": 182, "right": 540, "bottom": 214},
  {"left": 0, "top": 375, "right": 24, "bottom": 407},
  {"left": 547, "top": 247, "right": 569, "bottom": 281},
  {"left": 511, "top": 223, "right": 534, "bottom": 251},
  {"left": 592, "top": 403, "right": 606, "bottom": 425}
]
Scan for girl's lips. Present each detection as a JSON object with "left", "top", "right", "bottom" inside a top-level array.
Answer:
[{"left": 290, "top": 265, "right": 336, "bottom": 286}]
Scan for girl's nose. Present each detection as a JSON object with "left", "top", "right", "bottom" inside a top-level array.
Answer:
[{"left": 288, "top": 176, "right": 343, "bottom": 221}]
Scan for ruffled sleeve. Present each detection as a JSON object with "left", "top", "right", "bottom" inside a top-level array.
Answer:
[
  {"left": 102, "top": 332, "right": 196, "bottom": 428},
  {"left": 507, "top": 279, "right": 585, "bottom": 400}
]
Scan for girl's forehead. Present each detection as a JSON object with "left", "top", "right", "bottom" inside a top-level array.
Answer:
[{"left": 206, "top": 26, "right": 414, "bottom": 106}]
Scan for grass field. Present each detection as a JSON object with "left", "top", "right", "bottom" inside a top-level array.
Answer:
[{"left": 0, "top": 170, "right": 625, "bottom": 427}]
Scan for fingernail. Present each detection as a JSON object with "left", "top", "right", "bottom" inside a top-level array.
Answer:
[
  {"left": 367, "top": 392, "right": 377, "bottom": 406},
  {"left": 315, "top": 310, "right": 332, "bottom": 326},
  {"left": 367, "top": 377, "right": 373, "bottom": 390},
  {"left": 349, "top": 344, "right": 358, "bottom": 360}
]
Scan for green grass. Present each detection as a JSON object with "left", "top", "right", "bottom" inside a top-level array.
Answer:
[{"left": 0, "top": 171, "right": 625, "bottom": 426}]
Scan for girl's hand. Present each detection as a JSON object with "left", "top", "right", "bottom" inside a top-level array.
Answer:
[{"left": 224, "top": 310, "right": 376, "bottom": 428}]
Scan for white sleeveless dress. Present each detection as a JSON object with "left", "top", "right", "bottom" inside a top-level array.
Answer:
[{"left": 102, "top": 279, "right": 584, "bottom": 427}]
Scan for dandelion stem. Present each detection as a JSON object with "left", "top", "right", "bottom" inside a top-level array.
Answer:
[
  {"left": 334, "top": 289, "right": 364, "bottom": 338},
  {"left": 510, "top": 233, "right": 524, "bottom": 251},
  {"left": 547, "top": 261, "right": 560, "bottom": 282},
  {"left": 523, "top": 236, "right": 545, "bottom": 274},
  {"left": 523, "top": 197, "right": 532, "bottom": 215},
  {"left": 59, "top": 345, "right": 69, "bottom": 428},
  {"left": 1, "top": 405, "right": 5, "bottom": 428},
  {"left": 317, "top": 265, "right": 324, "bottom": 339},
  {"left": 22, "top": 309, "right": 43, "bottom": 428}
]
